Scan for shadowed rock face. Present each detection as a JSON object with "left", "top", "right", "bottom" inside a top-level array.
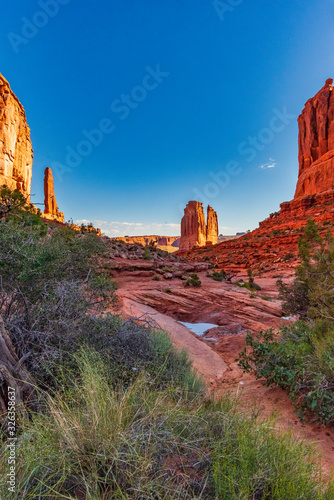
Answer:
[
  {"left": 295, "top": 78, "right": 334, "bottom": 198},
  {"left": 0, "top": 73, "right": 33, "bottom": 199},
  {"left": 44, "top": 167, "right": 64, "bottom": 222},
  {"left": 206, "top": 205, "right": 218, "bottom": 245}
]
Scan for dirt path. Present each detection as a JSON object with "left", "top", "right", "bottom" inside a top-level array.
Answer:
[{"left": 112, "top": 260, "right": 334, "bottom": 478}]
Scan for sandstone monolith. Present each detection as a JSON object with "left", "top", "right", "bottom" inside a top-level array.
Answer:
[
  {"left": 295, "top": 78, "right": 334, "bottom": 198},
  {"left": 44, "top": 167, "right": 64, "bottom": 222}
]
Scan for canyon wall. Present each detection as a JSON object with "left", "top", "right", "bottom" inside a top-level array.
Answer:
[
  {"left": 295, "top": 78, "right": 334, "bottom": 198},
  {"left": 43, "top": 167, "right": 64, "bottom": 223},
  {"left": 179, "top": 201, "right": 219, "bottom": 250},
  {"left": 0, "top": 73, "right": 33, "bottom": 199}
]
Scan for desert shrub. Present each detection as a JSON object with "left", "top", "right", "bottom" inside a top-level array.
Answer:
[
  {"left": 277, "top": 277, "right": 309, "bottom": 319},
  {"left": 237, "top": 221, "right": 334, "bottom": 423},
  {"left": 152, "top": 275, "right": 161, "bottom": 281},
  {"left": 184, "top": 273, "right": 201, "bottom": 287},
  {"left": 283, "top": 252, "right": 294, "bottom": 261},
  {"left": 1, "top": 352, "right": 332, "bottom": 499},
  {"left": 207, "top": 270, "right": 227, "bottom": 281},
  {"left": 142, "top": 245, "right": 152, "bottom": 260},
  {"left": 236, "top": 269, "right": 261, "bottom": 291},
  {"left": 237, "top": 324, "right": 334, "bottom": 424},
  {"left": 0, "top": 202, "right": 116, "bottom": 387}
]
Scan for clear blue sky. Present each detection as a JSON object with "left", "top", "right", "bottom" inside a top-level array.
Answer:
[{"left": 1, "top": 0, "right": 334, "bottom": 236}]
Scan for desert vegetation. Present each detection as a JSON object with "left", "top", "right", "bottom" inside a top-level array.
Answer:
[
  {"left": 238, "top": 220, "right": 334, "bottom": 424},
  {"left": 0, "top": 194, "right": 333, "bottom": 498}
]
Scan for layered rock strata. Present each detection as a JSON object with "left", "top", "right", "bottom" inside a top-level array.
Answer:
[
  {"left": 295, "top": 78, "right": 334, "bottom": 198},
  {"left": 0, "top": 73, "right": 33, "bottom": 199}
]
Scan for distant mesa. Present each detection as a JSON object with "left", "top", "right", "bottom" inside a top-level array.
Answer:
[
  {"left": 114, "top": 235, "right": 180, "bottom": 253},
  {"left": 0, "top": 73, "right": 33, "bottom": 199},
  {"left": 179, "top": 201, "right": 219, "bottom": 250}
]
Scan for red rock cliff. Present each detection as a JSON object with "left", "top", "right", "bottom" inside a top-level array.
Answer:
[
  {"left": 0, "top": 73, "right": 33, "bottom": 199},
  {"left": 44, "top": 167, "right": 64, "bottom": 223},
  {"left": 206, "top": 205, "right": 218, "bottom": 245},
  {"left": 179, "top": 201, "right": 207, "bottom": 250},
  {"left": 295, "top": 78, "right": 334, "bottom": 198}
]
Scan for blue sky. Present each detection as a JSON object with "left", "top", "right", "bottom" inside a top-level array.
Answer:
[{"left": 1, "top": 0, "right": 334, "bottom": 236}]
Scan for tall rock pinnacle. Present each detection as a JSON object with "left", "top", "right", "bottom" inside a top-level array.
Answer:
[{"left": 44, "top": 167, "right": 64, "bottom": 222}]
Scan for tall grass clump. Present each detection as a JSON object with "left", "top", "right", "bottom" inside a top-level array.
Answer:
[{"left": 1, "top": 352, "right": 333, "bottom": 499}]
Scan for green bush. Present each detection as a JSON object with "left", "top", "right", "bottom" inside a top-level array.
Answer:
[
  {"left": 142, "top": 245, "right": 152, "bottom": 260},
  {"left": 237, "top": 323, "right": 334, "bottom": 424},
  {"left": 184, "top": 273, "right": 201, "bottom": 287}
]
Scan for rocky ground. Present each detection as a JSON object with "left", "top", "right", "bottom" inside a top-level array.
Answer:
[{"left": 101, "top": 240, "right": 334, "bottom": 477}]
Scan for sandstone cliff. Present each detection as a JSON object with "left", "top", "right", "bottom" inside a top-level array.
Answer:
[
  {"left": 43, "top": 167, "right": 64, "bottom": 223},
  {"left": 206, "top": 205, "right": 218, "bottom": 245},
  {"left": 295, "top": 78, "right": 334, "bottom": 198},
  {"left": 179, "top": 79, "right": 334, "bottom": 270},
  {"left": 0, "top": 73, "right": 33, "bottom": 199},
  {"left": 179, "top": 201, "right": 207, "bottom": 250}
]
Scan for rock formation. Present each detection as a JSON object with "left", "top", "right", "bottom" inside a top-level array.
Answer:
[
  {"left": 43, "top": 167, "right": 64, "bottom": 223},
  {"left": 295, "top": 78, "right": 334, "bottom": 198},
  {"left": 0, "top": 73, "right": 33, "bottom": 199},
  {"left": 206, "top": 205, "right": 218, "bottom": 245},
  {"left": 179, "top": 201, "right": 207, "bottom": 250},
  {"left": 179, "top": 201, "right": 219, "bottom": 250},
  {"left": 179, "top": 79, "right": 334, "bottom": 270}
]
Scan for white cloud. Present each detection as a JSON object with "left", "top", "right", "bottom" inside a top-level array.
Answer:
[{"left": 259, "top": 158, "right": 276, "bottom": 170}]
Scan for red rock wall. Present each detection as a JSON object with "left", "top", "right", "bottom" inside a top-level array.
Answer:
[
  {"left": 295, "top": 78, "right": 334, "bottom": 198},
  {"left": 0, "top": 73, "right": 33, "bottom": 199}
]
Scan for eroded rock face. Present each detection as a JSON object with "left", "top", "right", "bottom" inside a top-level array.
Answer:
[
  {"left": 0, "top": 73, "right": 33, "bottom": 199},
  {"left": 179, "top": 201, "right": 207, "bottom": 250},
  {"left": 43, "top": 167, "right": 64, "bottom": 222},
  {"left": 179, "top": 201, "right": 219, "bottom": 250},
  {"left": 206, "top": 205, "right": 218, "bottom": 245},
  {"left": 295, "top": 78, "right": 334, "bottom": 198}
]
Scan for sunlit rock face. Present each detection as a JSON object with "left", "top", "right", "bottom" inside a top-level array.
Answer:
[
  {"left": 179, "top": 201, "right": 207, "bottom": 250},
  {"left": 179, "top": 201, "right": 219, "bottom": 250},
  {"left": 295, "top": 78, "right": 334, "bottom": 198},
  {"left": 43, "top": 167, "right": 64, "bottom": 223},
  {"left": 0, "top": 73, "right": 33, "bottom": 199}
]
